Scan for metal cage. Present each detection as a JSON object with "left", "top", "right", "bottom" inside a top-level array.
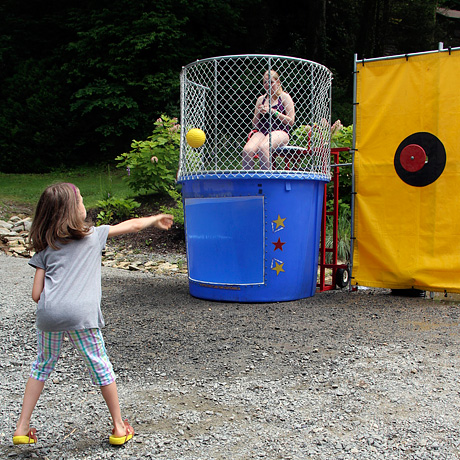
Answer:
[{"left": 178, "top": 55, "right": 333, "bottom": 181}]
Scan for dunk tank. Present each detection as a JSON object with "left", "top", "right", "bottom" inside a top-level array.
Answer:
[{"left": 177, "top": 55, "right": 333, "bottom": 302}]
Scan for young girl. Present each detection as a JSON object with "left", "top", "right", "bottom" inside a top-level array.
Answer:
[{"left": 12, "top": 182, "right": 173, "bottom": 446}]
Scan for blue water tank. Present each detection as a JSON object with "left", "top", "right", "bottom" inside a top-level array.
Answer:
[{"left": 180, "top": 174, "right": 326, "bottom": 302}]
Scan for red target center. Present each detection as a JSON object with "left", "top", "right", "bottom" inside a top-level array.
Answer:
[{"left": 400, "top": 144, "right": 426, "bottom": 172}]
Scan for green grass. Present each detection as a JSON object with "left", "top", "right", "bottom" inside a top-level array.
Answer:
[{"left": 0, "top": 164, "right": 134, "bottom": 217}]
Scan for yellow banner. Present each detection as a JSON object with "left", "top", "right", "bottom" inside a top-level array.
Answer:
[{"left": 353, "top": 50, "right": 460, "bottom": 292}]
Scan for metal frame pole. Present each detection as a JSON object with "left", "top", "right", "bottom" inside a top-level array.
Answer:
[{"left": 349, "top": 53, "right": 359, "bottom": 290}]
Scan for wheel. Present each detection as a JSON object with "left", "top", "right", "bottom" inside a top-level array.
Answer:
[{"left": 335, "top": 268, "right": 349, "bottom": 289}]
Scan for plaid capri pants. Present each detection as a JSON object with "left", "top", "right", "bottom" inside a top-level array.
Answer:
[{"left": 30, "top": 328, "right": 116, "bottom": 387}]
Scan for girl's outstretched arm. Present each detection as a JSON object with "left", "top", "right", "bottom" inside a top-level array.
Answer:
[
  {"left": 107, "top": 214, "right": 174, "bottom": 238},
  {"left": 32, "top": 268, "right": 45, "bottom": 303}
]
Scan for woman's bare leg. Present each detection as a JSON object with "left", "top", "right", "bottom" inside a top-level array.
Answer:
[
  {"left": 242, "top": 132, "right": 266, "bottom": 170},
  {"left": 258, "top": 131, "right": 290, "bottom": 170}
]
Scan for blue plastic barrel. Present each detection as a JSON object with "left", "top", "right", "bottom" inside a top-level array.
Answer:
[{"left": 180, "top": 174, "right": 326, "bottom": 302}]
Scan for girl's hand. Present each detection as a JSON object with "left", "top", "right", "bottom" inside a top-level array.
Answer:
[{"left": 154, "top": 214, "right": 174, "bottom": 230}]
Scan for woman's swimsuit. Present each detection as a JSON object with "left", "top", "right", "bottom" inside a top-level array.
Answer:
[{"left": 257, "top": 96, "right": 290, "bottom": 135}]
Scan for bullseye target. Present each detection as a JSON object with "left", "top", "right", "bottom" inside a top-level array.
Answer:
[
  {"left": 353, "top": 49, "right": 460, "bottom": 293},
  {"left": 394, "top": 132, "right": 446, "bottom": 187}
]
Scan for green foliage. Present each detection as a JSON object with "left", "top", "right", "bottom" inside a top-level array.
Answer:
[
  {"left": 439, "top": 0, "right": 460, "bottom": 8},
  {"left": 290, "top": 120, "right": 353, "bottom": 151},
  {"left": 323, "top": 120, "right": 353, "bottom": 261},
  {"left": 325, "top": 206, "right": 352, "bottom": 262},
  {"left": 0, "top": 60, "right": 70, "bottom": 172},
  {"left": 160, "top": 187, "right": 184, "bottom": 227},
  {"left": 115, "top": 115, "right": 180, "bottom": 194},
  {"left": 291, "top": 121, "right": 330, "bottom": 149},
  {"left": 289, "top": 120, "right": 354, "bottom": 207},
  {"left": 0, "top": 1, "right": 452, "bottom": 172},
  {"left": 62, "top": 3, "right": 186, "bottom": 162},
  {"left": 329, "top": 122, "right": 353, "bottom": 207},
  {"left": 326, "top": 198, "right": 350, "bottom": 216},
  {"left": 331, "top": 122, "right": 353, "bottom": 149},
  {"left": 99, "top": 164, "right": 114, "bottom": 201},
  {"left": 96, "top": 196, "right": 141, "bottom": 225}
]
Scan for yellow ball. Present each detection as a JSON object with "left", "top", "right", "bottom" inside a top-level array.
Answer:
[{"left": 186, "top": 128, "right": 206, "bottom": 148}]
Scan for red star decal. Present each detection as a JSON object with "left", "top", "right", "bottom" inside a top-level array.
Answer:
[{"left": 272, "top": 238, "right": 285, "bottom": 251}]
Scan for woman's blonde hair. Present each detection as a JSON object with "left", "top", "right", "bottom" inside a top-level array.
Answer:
[
  {"left": 264, "top": 70, "right": 283, "bottom": 97},
  {"left": 28, "top": 182, "right": 91, "bottom": 252}
]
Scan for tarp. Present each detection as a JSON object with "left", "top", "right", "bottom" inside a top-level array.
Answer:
[{"left": 352, "top": 49, "right": 460, "bottom": 292}]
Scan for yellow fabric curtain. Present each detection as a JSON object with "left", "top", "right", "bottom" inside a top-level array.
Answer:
[{"left": 352, "top": 50, "right": 460, "bottom": 292}]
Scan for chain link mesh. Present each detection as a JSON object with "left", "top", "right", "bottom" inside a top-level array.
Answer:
[{"left": 178, "top": 55, "right": 332, "bottom": 180}]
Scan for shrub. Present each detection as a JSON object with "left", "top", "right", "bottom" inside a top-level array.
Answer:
[
  {"left": 160, "top": 187, "right": 184, "bottom": 227},
  {"left": 325, "top": 205, "right": 351, "bottom": 262},
  {"left": 96, "top": 196, "right": 141, "bottom": 225},
  {"left": 291, "top": 119, "right": 330, "bottom": 150},
  {"left": 329, "top": 121, "right": 353, "bottom": 208},
  {"left": 116, "top": 115, "right": 180, "bottom": 194},
  {"left": 330, "top": 120, "right": 353, "bottom": 149}
]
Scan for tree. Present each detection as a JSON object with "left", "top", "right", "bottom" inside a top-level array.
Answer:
[
  {"left": 0, "top": 0, "right": 455, "bottom": 172},
  {"left": 0, "top": 0, "right": 249, "bottom": 172}
]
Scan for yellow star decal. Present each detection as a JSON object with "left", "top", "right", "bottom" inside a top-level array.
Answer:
[
  {"left": 271, "top": 261, "right": 285, "bottom": 276},
  {"left": 272, "top": 215, "right": 286, "bottom": 230}
]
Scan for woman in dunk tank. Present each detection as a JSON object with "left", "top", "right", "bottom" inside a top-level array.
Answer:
[{"left": 242, "top": 70, "right": 295, "bottom": 170}]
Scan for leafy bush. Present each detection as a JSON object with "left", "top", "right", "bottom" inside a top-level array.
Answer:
[
  {"left": 331, "top": 121, "right": 353, "bottom": 149},
  {"left": 290, "top": 119, "right": 353, "bottom": 164},
  {"left": 116, "top": 115, "right": 180, "bottom": 194},
  {"left": 291, "top": 120, "right": 330, "bottom": 149},
  {"left": 323, "top": 121, "right": 354, "bottom": 262},
  {"left": 325, "top": 206, "right": 351, "bottom": 262},
  {"left": 96, "top": 197, "right": 141, "bottom": 225},
  {"left": 160, "top": 187, "right": 184, "bottom": 227},
  {"left": 329, "top": 121, "right": 353, "bottom": 208}
]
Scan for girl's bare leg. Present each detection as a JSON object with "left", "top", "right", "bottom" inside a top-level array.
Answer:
[
  {"left": 100, "top": 381, "right": 127, "bottom": 437},
  {"left": 14, "top": 378, "right": 45, "bottom": 436}
]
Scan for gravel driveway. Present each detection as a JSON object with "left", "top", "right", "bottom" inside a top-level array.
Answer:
[{"left": 1, "top": 252, "right": 460, "bottom": 460}]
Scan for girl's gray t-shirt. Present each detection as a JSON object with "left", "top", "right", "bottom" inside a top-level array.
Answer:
[{"left": 29, "top": 226, "right": 110, "bottom": 332}]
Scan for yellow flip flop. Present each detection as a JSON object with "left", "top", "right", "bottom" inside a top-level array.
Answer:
[
  {"left": 109, "top": 420, "right": 134, "bottom": 446},
  {"left": 13, "top": 428, "right": 37, "bottom": 445}
]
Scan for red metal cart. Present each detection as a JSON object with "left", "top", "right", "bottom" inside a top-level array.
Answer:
[{"left": 317, "top": 148, "right": 351, "bottom": 292}]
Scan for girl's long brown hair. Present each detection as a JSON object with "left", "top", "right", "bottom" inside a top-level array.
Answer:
[{"left": 28, "top": 183, "right": 91, "bottom": 252}]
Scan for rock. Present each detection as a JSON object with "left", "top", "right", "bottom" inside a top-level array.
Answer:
[
  {"left": 0, "top": 220, "right": 13, "bottom": 229},
  {"left": 0, "top": 229, "right": 17, "bottom": 237}
]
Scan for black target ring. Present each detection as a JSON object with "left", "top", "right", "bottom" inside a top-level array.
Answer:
[{"left": 394, "top": 132, "right": 446, "bottom": 187}]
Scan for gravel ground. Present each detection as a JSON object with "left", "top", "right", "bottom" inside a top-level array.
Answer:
[{"left": 1, "top": 252, "right": 460, "bottom": 460}]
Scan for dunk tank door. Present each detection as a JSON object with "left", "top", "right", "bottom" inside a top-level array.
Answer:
[{"left": 184, "top": 196, "right": 265, "bottom": 287}]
